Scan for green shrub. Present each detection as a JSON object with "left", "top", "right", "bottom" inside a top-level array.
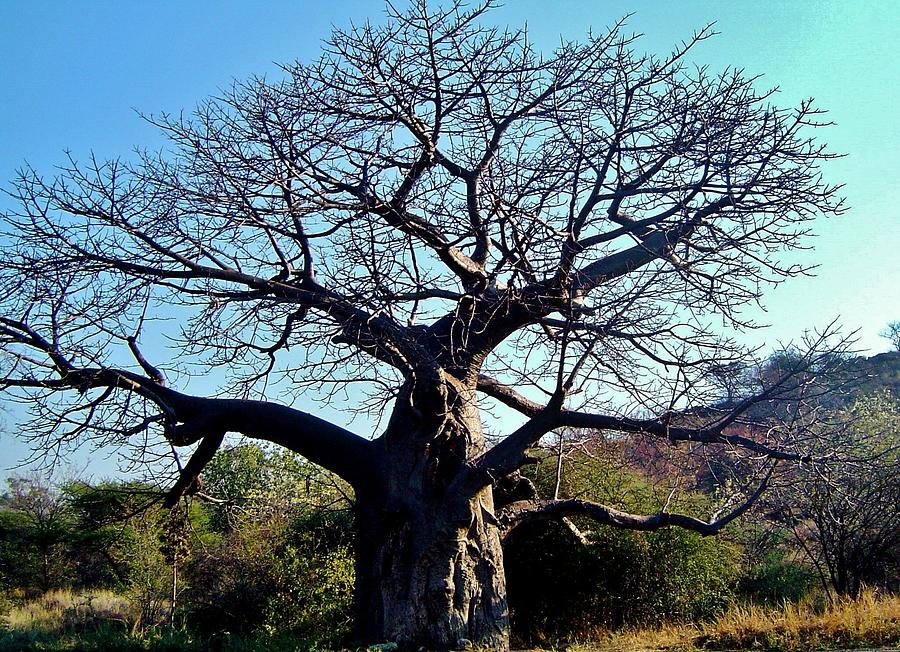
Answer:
[
  {"left": 262, "top": 509, "right": 355, "bottom": 646},
  {"left": 506, "top": 519, "right": 737, "bottom": 643},
  {"left": 181, "top": 519, "right": 279, "bottom": 634},
  {"left": 182, "top": 443, "right": 355, "bottom": 642},
  {"left": 182, "top": 506, "right": 355, "bottom": 644},
  {"left": 505, "top": 445, "right": 740, "bottom": 644},
  {"left": 263, "top": 545, "right": 354, "bottom": 647},
  {"left": 737, "top": 551, "right": 818, "bottom": 604}
]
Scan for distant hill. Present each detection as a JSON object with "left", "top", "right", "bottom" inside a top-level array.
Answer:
[
  {"left": 686, "top": 350, "right": 900, "bottom": 423},
  {"left": 851, "top": 350, "right": 900, "bottom": 397}
]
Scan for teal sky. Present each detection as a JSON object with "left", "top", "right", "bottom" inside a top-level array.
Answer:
[{"left": 1, "top": 1, "right": 898, "bottom": 479}]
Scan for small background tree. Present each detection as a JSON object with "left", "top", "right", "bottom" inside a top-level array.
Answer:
[
  {"left": 882, "top": 321, "right": 900, "bottom": 352},
  {"left": 772, "top": 392, "right": 900, "bottom": 599}
]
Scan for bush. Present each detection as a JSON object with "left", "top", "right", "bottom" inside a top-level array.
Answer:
[
  {"left": 263, "top": 510, "right": 355, "bottom": 646},
  {"left": 181, "top": 519, "right": 279, "bottom": 635},
  {"left": 182, "top": 507, "right": 355, "bottom": 644},
  {"left": 506, "top": 519, "right": 737, "bottom": 643},
  {"left": 505, "top": 444, "right": 740, "bottom": 644},
  {"left": 737, "top": 551, "right": 818, "bottom": 605},
  {"left": 181, "top": 443, "right": 356, "bottom": 642},
  {"left": 263, "top": 545, "right": 354, "bottom": 647}
]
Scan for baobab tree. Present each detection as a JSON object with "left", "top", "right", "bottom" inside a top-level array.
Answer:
[{"left": 1, "top": 1, "right": 848, "bottom": 649}]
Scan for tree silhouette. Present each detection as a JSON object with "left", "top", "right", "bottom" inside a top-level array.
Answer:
[{"left": 882, "top": 321, "right": 900, "bottom": 351}]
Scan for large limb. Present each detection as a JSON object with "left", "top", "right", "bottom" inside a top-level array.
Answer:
[
  {"left": 0, "top": 319, "right": 376, "bottom": 492},
  {"left": 423, "top": 194, "right": 735, "bottom": 368},
  {"left": 497, "top": 463, "right": 775, "bottom": 540},
  {"left": 479, "top": 374, "right": 810, "bottom": 454},
  {"left": 163, "top": 395, "right": 376, "bottom": 496},
  {"left": 571, "top": 197, "right": 732, "bottom": 294}
]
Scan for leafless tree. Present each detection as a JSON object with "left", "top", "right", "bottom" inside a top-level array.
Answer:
[
  {"left": 1, "top": 1, "right": 849, "bottom": 648},
  {"left": 882, "top": 321, "right": 900, "bottom": 351},
  {"left": 4, "top": 475, "right": 74, "bottom": 591},
  {"left": 769, "top": 392, "right": 900, "bottom": 600}
]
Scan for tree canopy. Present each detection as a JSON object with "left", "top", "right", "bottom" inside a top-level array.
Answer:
[{"left": 0, "top": 1, "right": 851, "bottom": 648}]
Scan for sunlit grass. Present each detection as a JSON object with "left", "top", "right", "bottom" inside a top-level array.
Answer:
[
  {"left": 2, "top": 588, "right": 135, "bottom": 633},
  {"left": 0, "top": 589, "right": 318, "bottom": 650},
  {"left": 525, "top": 590, "right": 900, "bottom": 651},
  {"left": 0, "top": 589, "right": 153, "bottom": 651},
  {"left": 696, "top": 590, "right": 900, "bottom": 651}
]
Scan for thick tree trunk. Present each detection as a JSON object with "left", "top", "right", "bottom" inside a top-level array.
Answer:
[
  {"left": 353, "top": 380, "right": 510, "bottom": 650},
  {"left": 354, "top": 488, "right": 508, "bottom": 650}
]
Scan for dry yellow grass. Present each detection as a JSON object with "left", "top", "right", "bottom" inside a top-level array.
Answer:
[
  {"left": 2, "top": 588, "right": 135, "bottom": 634},
  {"left": 697, "top": 591, "right": 900, "bottom": 651},
  {"left": 3, "top": 588, "right": 898, "bottom": 651},
  {"left": 522, "top": 590, "right": 900, "bottom": 651}
]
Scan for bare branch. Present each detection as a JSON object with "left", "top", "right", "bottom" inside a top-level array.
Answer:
[{"left": 499, "top": 462, "right": 775, "bottom": 539}]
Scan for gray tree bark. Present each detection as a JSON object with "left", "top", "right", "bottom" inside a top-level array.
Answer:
[{"left": 353, "top": 383, "right": 510, "bottom": 650}]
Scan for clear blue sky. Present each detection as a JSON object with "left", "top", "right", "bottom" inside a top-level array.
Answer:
[{"left": 1, "top": 1, "right": 898, "bottom": 479}]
